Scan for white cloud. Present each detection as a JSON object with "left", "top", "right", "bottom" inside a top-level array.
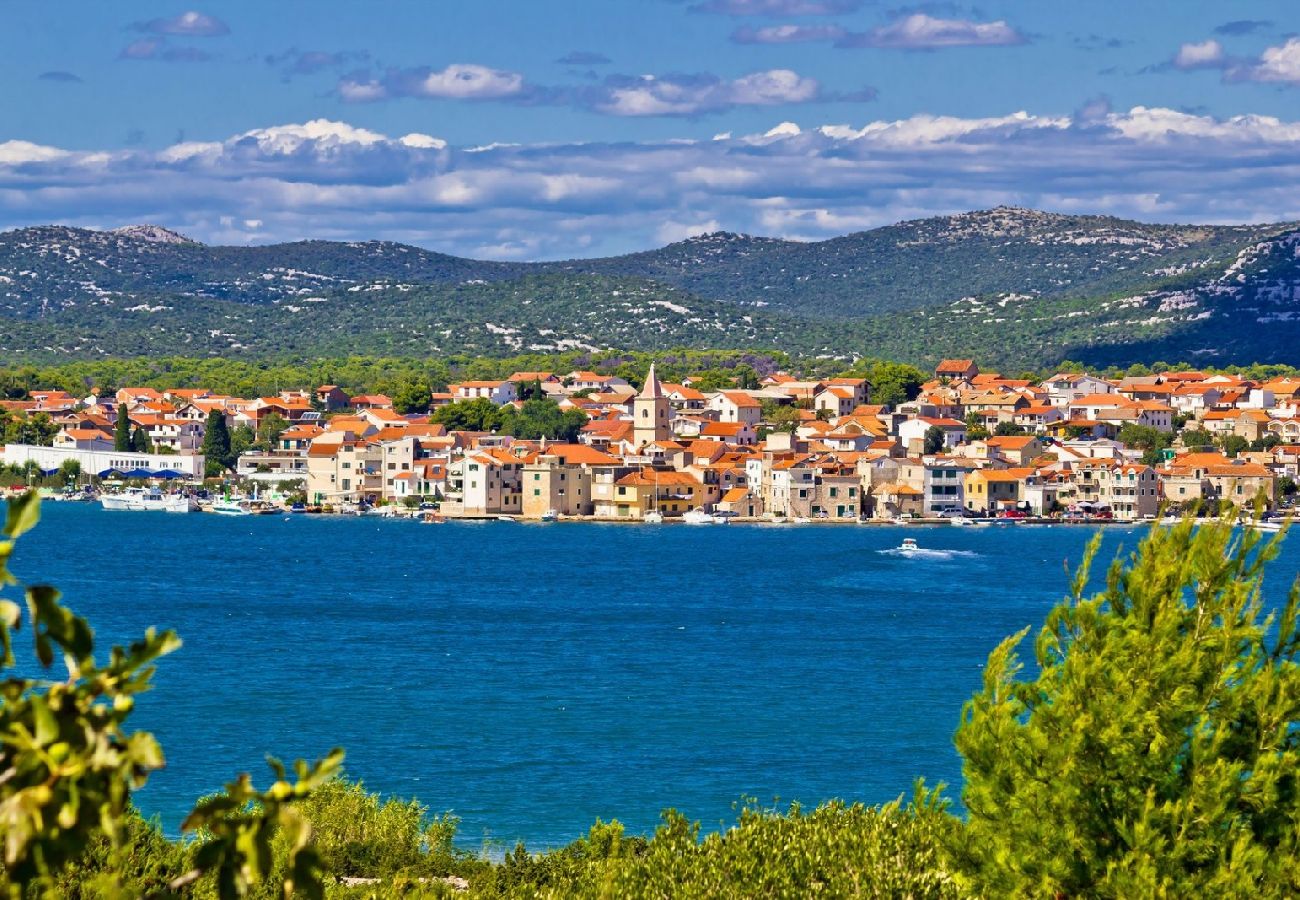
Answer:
[
  {"left": 1243, "top": 37, "right": 1300, "bottom": 83},
  {"left": 731, "top": 24, "right": 847, "bottom": 44},
  {"left": 656, "top": 219, "right": 721, "bottom": 243},
  {"left": 400, "top": 133, "right": 448, "bottom": 150},
  {"left": 592, "top": 69, "right": 819, "bottom": 116},
  {"left": 0, "top": 140, "right": 70, "bottom": 165},
  {"left": 1173, "top": 39, "right": 1226, "bottom": 70},
  {"left": 5, "top": 108, "right": 1300, "bottom": 259},
  {"left": 409, "top": 64, "right": 526, "bottom": 99},
  {"left": 343, "top": 64, "right": 527, "bottom": 102},
  {"left": 842, "top": 14, "right": 1026, "bottom": 49},
  {"left": 136, "top": 11, "right": 229, "bottom": 36}
]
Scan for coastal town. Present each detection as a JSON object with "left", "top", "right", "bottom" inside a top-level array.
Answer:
[{"left": 2, "top": 358, "right": 1297, "bottom": 523}]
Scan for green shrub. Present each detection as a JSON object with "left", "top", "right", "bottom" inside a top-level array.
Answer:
[{"left": 954, "top": 515, "right": 1300, "bottom": 896}]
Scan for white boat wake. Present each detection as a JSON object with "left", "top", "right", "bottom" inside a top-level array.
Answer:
[{"left": 876, "top": 548, "right": 979, "bottom": 560}]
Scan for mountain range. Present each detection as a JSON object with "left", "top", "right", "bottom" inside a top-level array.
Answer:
[{"left": 3, "top": 207, "right": 1299, "bottom": 368}]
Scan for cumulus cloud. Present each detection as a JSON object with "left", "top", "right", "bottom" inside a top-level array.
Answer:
[
  {"left": 340, "top": 64, "right": 529, "bottom": 102},
  {"left": 1237, "top": 37, "right": 1300, "bottom": 84},
  {"left": 5, "top": 108, "right": 1300, "bottom": 258},
  {"left": 1167, "top": 36, "right": 1300, "bottom": 86},
  {"left": 837, "top": 13, "right": 1027, "bottom": 49},
  {"left": 337, "top": 64, "right": 836, "bottom": 115},
  {"left": 588, "top": 69, "right": 821, "bottom": 116},
  {"left": 689, "top": 0, "right": 862, "bottom": 14},
  {"left": 134, "top": 11, "right": 230, "bottom": 36},
  {"left": 38, "top": 71, "right": 82, "bottom": 83},
  {"left": 1172, "top": 39, "right": 1226, "bottom": 70},
  {"left": 731, "top": 24, "right": 847, "bottom": 44}
]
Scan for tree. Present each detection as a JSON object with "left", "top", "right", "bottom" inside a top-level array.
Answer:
[
  {"left": 1180, "top": 428, "right": 1215, "bottom": 449},
  {"left": 922, "top": 425, "right": 946, "bottom": 455},
  {"left": 201, "top": 409, "right": 231, "bottom": 472},
  {"left": 230, "top": 425, "right": 255, "bottom": 463},
  {"left": 1220, "top": 434, "right": 1249, "bottom": 458},
  {"left": 431, "top": 398, "right": 509, "bottom": 433},
  {"left": 114, "top": 403, "right": 131, "bottom": 452},
  {"left": 59, "top": 458, "right": 81, "bottom": 484},
  {"left": 1279, "top": 476, "right": 1297, "bottom": 497},
  {"left": 955, "top": 515, "right": 1300, "bottom": 896},
  {"left": 0, "top": 492, "right": 342, "bottom": 897},
  {"left": 964, "top": 411, "right": 990, "bottom": 442},
  {"left": 255, "top": 412, "right": 290, "bottom": 450},
  {"left": 507, "top": 398, "right": 587, "bottom": 442},
  {"left": 992, "top": 421, "right": 1026, "bottom": 437},
  {"left": 129, "top": 426, "right": 152, "bottom": 454},
  {"left": 763, "top": 402, "right": 802, "bottom": 434},
  {"left": 862, "top": 361, "right": 925, "bottom": 408},
  {"left": 391, "top": 379, "right": 433, "bottom": 414}
]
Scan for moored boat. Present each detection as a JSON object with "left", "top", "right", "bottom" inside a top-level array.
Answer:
[
  {"left": 211, "top": 497, "right": 253, "bottom": 516},
  {"left": 100, "top": 487, "right": 195, "bottom": 513},
  {"left": 683, "top": 508, "right": 715, "bottom": 525}
]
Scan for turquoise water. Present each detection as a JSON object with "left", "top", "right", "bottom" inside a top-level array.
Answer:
[{"left": 12, "top": 505, "right": 1300, "bottom": 848}]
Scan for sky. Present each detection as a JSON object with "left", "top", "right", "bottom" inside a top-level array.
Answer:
[{"left": 4, "top": 1, "right": 1300, "bottom": 258}]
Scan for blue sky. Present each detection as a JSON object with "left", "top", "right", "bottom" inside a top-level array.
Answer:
[{"left": 4, "top": 1, "right": 1300, "bottom": 257}]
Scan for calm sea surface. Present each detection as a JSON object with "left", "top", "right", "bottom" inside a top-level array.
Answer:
[{"left": 13, "top": 504, "right": 1300, "bottom": 848}]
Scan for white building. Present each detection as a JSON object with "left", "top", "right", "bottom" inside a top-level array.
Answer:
[{"left": 1, "top": 444, "right": 205, "bottom": 479}]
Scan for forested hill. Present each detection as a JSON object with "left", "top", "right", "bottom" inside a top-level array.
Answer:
[{"left": 3, "top": 208, "right": 1300, "bottom": 368}]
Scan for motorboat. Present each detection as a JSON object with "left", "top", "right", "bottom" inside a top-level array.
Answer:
[
  {"left": 683, "top": 508, "right": 715, "bottom": 525},
  {"left": 497, "top": 514, "right": 517, "bottom": 522},
  {"left": 711, "top": 511, "right": 736, "bottom": 524},
  {"left": 949, "top": 515, "right": 972, "bottom": 527},
  {"left": 540, "top": 509, "right": 559, "bottom": 522},
  {"left": 643, "top": 510, "right": 664, "bottom": 524},
  {"left": 100, "top": 487, "right": 196, "bottom": 513},
  {"left": 211, "top": 497, "right": 252, "bottom": 516},
  {"left": 898, "top": 537, "right": 920, "bottom": 554},
  {"left": 791, "top": 516, "right": 812, "bottom": 524}
]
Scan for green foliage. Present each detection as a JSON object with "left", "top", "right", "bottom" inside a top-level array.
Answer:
[
  {"left": 468, "top": 788, "right": 958, "bottom": 899},
  {"left": 202, "top": 410, "right": 232, "bottom": 471},
  {"left": 114, "top": 404, "right": 131, "bottom": 452},
  {"left": 391, "top": 381, "right": 433, "bottom": 415},
  {"left": 177, "top": 751, "right": 345, "bottom": 899},
  {"left": 955, "top": 514, "right": 1300, "bottom": 897},
  {"left": 431, "top": 398, "right": 586, "bottom": 442},
  {"left": 923, "top": 425, "right": 946, "bottom": 455},
  {"left": 0, "top": 491, "right": 180, "bottom": 896},
  {"left": 1220, "top": 433, "right": 1250, "bottom": 458},
  {"left": 991, "top": 421, "right": 1026, "bottom": 437},
  {"left": 255, "top": 413, "right": 291, "bottom": 451},
  {"left": 1180, "top": 427, "right": 1215, "bottom": 449}
]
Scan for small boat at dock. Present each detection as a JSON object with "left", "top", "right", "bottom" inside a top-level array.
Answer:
[{"left": 100, "top": 487, "right": 196, "bottom": 513}]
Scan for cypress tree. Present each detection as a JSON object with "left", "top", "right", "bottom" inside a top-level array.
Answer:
[
  {"left": 129, "top": 426, "right": 145, "bottom": 453},
  {"left": 201, "top": 409, "right": 231, "bottom": 470},
  {"left": 114, "top": 403, "right": 131, "bottom": 452}
]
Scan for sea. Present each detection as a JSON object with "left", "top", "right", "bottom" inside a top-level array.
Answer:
[{"left": 12, "top": 503, "right": 1300, "bottom": 849}]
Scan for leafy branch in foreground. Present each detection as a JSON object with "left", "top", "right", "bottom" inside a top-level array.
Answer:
[
  {"left": 954, "top": 512, "right": 1300, "bottom": 896},
  {"left": 0, "top": 492, "right": 340, "bottom": 899}
]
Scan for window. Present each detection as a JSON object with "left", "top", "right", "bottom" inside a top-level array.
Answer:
[
  {"left": 533, "top": 489, "right": 540, "bottom": 496},
  {"left": 534, "top": 473, "right": 541, "bottom": 481}
]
